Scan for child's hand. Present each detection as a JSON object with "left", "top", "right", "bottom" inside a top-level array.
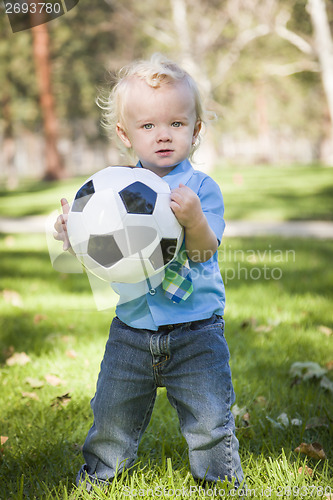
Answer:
[
  {"left": 170, "top": 183, "right": 218, "bottom": 262},
  {"left": 53, "top": 198, "right": 71, "bottom": 251},
  {"left": 170, "top": 183, "right": 204, "bottom": 229}
]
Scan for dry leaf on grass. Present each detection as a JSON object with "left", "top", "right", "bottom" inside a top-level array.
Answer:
[
  {"left": 21, "top": 392, "right": 39, "bottom": 401},
  {"left": 290, "top": 361, "right": 327, "bottom": 380},
  {"left": 6, "top": 352, "right": 31, "bottom": 366},
  {"left": 318, "top": 325, "right": 333, "bottom": 336},
  {"left": 25, "top": 377, "right": 44, "bottom": 389},
  {"left": 305, "top": 417, "right": 329, "bottom": 430},
  {"left": 298, "top": 465, "right": 313, "bottom": 476},
  {"left": 320, "top": 375, "right": 333, "bottom": 394},
  {"left": 326, "top": 360, "right": 333, "bottom": 371},
  {"left": 254, "top": 396, "right": 268, "bottom": 407},
  {"left": 33, "top": 314, "right": 48, "bottom": 324},
  {"left": 240, "top": 317, "right": 257, "bottom": 329},
  {"left": 295, "top": 442, "right": 327, "bottom": 460},
  {"left": 45, "top": 374, "right": 65, "bottom": 386},
  {"left": 65, "top": 349, "right": 77, "bottom": 359},
  {"left": 51, "top": 392, "right": 71, "bottom": 408},
  {"left": 2, "top": 289, "right": 23, "bottom": 307},
  {"left": 0, "top": 437, "right": 8, "bottom": 446},
  {"left": 254, "top": 324, "right": 273, "bottom": 333},
  {"left": 4, "top": 236, "right": 15, "bottom": 247}
]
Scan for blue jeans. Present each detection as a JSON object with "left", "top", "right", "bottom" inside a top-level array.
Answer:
[{"left": 77, "top": 315, "right": 244, "bottom": 488}]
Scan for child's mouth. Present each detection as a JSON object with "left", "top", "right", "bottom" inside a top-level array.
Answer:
[{"left": 156, "top": 149, "right": 173, "bottom": 157}]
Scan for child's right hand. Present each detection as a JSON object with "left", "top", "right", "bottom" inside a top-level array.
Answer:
[{"left": 53, "top": 198, "right": 71, "bottom": 251}]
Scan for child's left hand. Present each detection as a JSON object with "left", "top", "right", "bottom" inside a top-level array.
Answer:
[
  {"left": 170, "top": 183, "right": 204, "bottom": 229},
  {"left": 170, "top": 183, "right": 218, "bottom": 262}
]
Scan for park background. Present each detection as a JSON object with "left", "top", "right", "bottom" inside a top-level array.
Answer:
[{"left": 0, "top": 0, "right": 333, "bottom": 499}]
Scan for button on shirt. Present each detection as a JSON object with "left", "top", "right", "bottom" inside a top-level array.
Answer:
[{"left": 112, "top": 159, "right": 226, "bottom": 331}]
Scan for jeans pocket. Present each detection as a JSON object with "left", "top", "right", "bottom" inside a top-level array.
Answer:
[{"left": 188, "top": 314, "right": 223, "bottom": 332}]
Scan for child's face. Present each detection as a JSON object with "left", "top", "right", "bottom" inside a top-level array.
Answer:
[{"left": 116, "top": 78, "right": 201, "bottom": 177}]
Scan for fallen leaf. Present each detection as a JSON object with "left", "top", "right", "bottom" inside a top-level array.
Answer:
[
  {"left": 325, "top": 360, "right": 333, "bottom": 371},
  {"left": 6, "top": 352, "right": 31, "bottom": 366},
  {"left": 298, "top": 465, "right": 313, "bottom": 476},
  {"left": 25, "top": 377, "right": 44, "bottom": 389},
  {"left": 2, "top": 289, "right": 23, "bottom": 307},
  {"left": 318, "top": 325, "right": 333, "bottom": 336},
  {"left": 33, "top": 314, "right": 48, "bottom": 324},
  {"left": 0, "top": 437, "right": 8, "bottom": 445},
  {"left": 254, "top": 395, "right": 268, "bottom": 407},
  {"left": 294, "top": 442, "right": 327, "bottom": 460},
  {"left": 45, "top": 374, "right": 65, "bottom": 386},
  {"left": 51, "top": 392, "right": 71, "bottom": 408},
  {"left": 242, "top": 412, "right": 251, "bottom": 426},
  {"left": 254, "top": 325, "right": 273, "bottom": 333},
  {"left": 320, "top": 375, "right": 333, "bottom": 394},
  {"left": 21, "top": 392, "right": 39, "bottom": 401},
  {"left": 266, "top": 416, "right": 284, "bottom": 430},
  {"left": 277, "top": 412, "right": 289, "bottom": 427},
  {"left": 290, "top": 362, "right": 327, "bottom": 381},
  {"left": 231, "top": 404, "right": 247, "bottom": 419},
  {"left": 4, "top": 236, "right": 15, "bottom": 247},
  {"left": 305, "top": 417, "right": 329, "bottom": 430},
  {"left": 65, "top": 349, "right": 77, "bottom": 359},
  {"left": 240, "top": 317, "right": 257, "bottom": 329}
]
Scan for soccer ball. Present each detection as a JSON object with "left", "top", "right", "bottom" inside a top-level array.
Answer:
[{"left": 66, "top": 166, "right": 183, "bottom": 283}]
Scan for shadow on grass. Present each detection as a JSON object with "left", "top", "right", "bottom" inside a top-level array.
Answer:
[
  {"left": 0, "top": 234, "right": 332, "bottom": 497},
  {"left": 219, "top": 237, "right": 333, "bottom": 297},
  {"left": 0, "top": 389, "right": 188, "bottom": 499}
]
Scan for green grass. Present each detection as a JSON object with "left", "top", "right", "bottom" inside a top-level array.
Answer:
[
  {"left": 213, "top": 164, "right": 333, "bottom": 221},
  {"left": 0, "top": 233, "right": 332, "bottom": 499},
  {"left": 0, "top": 178, "right": 85, "bottom": 218},
  {"left": 1, "top": 164, "right": 333, "bottom": 221}
]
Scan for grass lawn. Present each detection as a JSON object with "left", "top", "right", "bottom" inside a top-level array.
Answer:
[
  {"left": 0, "top": 232, "right": 332, "bottom": 499},
  {"left": 0, "top": 164, "right": 333, "bottom": 221}
]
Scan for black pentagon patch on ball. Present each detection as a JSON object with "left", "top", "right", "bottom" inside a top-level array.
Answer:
[
  {"left": 72, "top": 180, "right": 95, "bottom": 212},
  {"left": 87, "top": 233, "right": 123, "bottom": 267},
  {"left": 115, "top": 226, "right": 157, "bottom": 257},
  {"left": 119, "top": 181, "right": 157, "bottom": 214},
  {"left": 149, "top": 238, "right": 178, "bottom": 270}
]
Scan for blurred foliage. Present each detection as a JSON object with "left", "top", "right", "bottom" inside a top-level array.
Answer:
[{"left": 0, "top": 0, "right": 333, "bottom": 175}]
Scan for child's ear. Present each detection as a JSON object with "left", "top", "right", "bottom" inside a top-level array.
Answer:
[
  {"left": 192, "top": 120, "right": 202, "bottom": 144},
  {"left": 116, "top": 123, "right": 132, "bottom": 148}
]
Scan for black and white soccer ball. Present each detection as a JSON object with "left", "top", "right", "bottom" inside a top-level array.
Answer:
[{"left": 67, "top": 166, "right": 183, "bottom": 283}]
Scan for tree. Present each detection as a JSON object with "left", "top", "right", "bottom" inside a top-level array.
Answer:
[
  {"left": 307, "top": 0, "right": 333, "bottom": 163},
  {"left": 273, "top": 0, "right": 333, "bottom": 163},
  {"left": 31, "top": 23, "right": 64, "bottom": 180}
]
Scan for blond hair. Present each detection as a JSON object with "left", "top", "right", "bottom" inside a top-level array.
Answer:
[{"left": 97, "top": 53, "right": 205, "bottom": 157}]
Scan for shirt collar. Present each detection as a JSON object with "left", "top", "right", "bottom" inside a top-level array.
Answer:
[{"left": 136, "top": 159, "right": 194, "bottom": 189}]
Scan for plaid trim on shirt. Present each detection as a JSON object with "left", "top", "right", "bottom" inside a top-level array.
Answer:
[{"left": 162, "top": 246, "right": 193, "bottom": 303}]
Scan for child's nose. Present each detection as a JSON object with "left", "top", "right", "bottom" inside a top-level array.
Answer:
[{"left": 157, "top": 127, "right": 172, "bottom": 142}]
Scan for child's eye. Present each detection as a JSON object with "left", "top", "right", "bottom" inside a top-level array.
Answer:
[
  {"left": 143, "top": 123, "right": 154, "bottom": 130},
  {"left": 172, "top": 122, "right": 182, "bottom": 128}
]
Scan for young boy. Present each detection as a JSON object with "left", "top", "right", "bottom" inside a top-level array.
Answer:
[{"left": 54, "top": 54, "right": 244, "bottom": 490}]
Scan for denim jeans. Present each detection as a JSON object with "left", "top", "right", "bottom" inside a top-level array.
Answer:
[{"left": 77, "top": 314, "right": 244, "bottom": 488}]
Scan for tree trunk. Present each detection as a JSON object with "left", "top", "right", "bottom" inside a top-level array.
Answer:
[
  {"left": 31, "top": 23, "right": 64, "bottom": 180},
  {"left": 307, "top": 0, "right": 333, "bottom": 164},
  {"left": 2, "top": 92, "right": 18, "bottom": 189}
]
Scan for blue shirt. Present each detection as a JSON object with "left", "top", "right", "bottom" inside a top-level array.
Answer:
[{"left": 112, "top": 159, "right": 226, "bottom": 330}]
